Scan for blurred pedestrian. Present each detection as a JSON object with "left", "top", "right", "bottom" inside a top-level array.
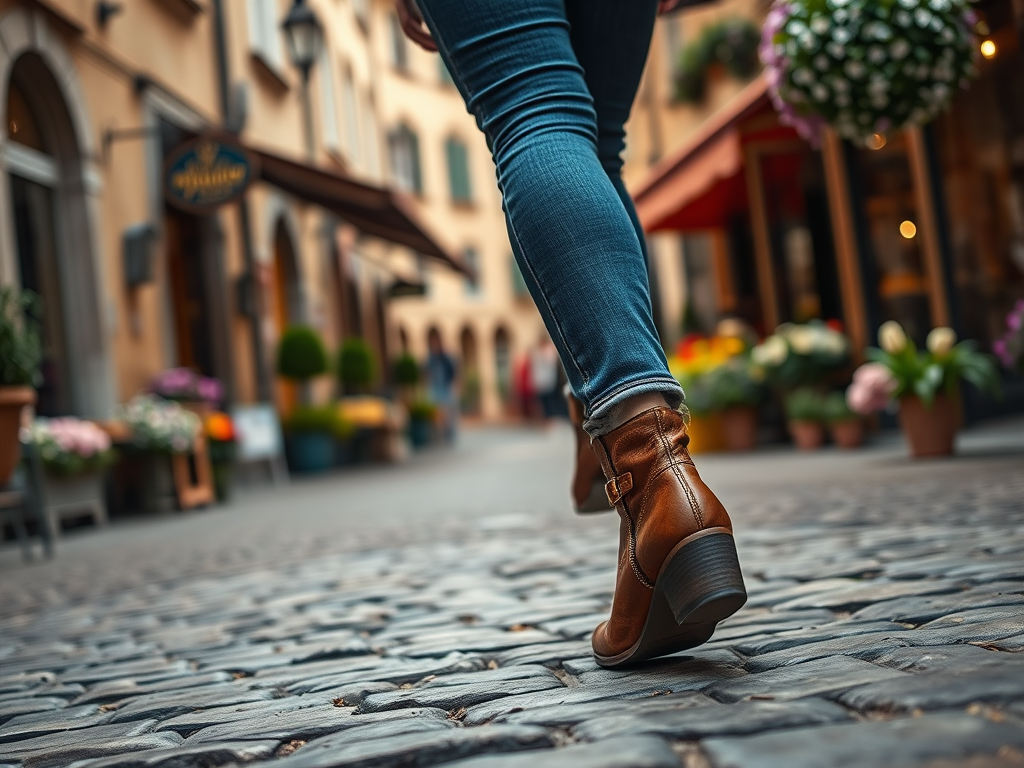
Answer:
[
  {"left": 396, "top": 0, "right": 745, "bottom": 668},
  {"left": 529, "top": 335, "right": 561, "bottom": 421},
  {"left": 426, "top": 330, "right": 458, "bottom": 444}
]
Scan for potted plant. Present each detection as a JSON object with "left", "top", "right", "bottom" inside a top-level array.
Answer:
[
  {"left": 751, "top": 320, "right": 850, "bottom": 391},
  {"left": 0, "top": 287, "right": 41, "bottom": 486},
  {"left": 710, "top": 359, "right": 764, "bottom": 452},
  {"left": 277, "top": 325, "right": 329, "bottom": 406},
  {"left": 22, "top": 417, "right": 115, "bottom": 529},
  {"left": 283, "top": 405, "right": 351, "bottom": 472},
  {"left": 393, "top": 353, "right": 420, "bottom": 401},
  {"left": 785, "top": 388, "right": 826, "bottom": 450},
  {"left": 205, "top": 411, "right": 236, "bottom": 502},
  {"left": 851, "top": 322, "right": 1001, "bottom": 457},
  {"left": 150, "top": 368, "right": 223, "bottom": 416},
  {"left": 406, "top": 400, "right": 437, "bottom": 448},
  {"left": 994, "top": 299, "right": 1024, "bottom": 373},
  {"left": 823, "top": 391, "right": 863, "bottom": 449},
  {"left": 119, "top": 394, "right": 201, "bottom": 512},
  {"left": 338, "top": 338, "right": 377, "bottom": 396}
]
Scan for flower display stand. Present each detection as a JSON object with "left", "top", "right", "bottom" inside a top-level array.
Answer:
[
  {"left": 42, "top": 470, "right": 108, "bottom": 537},
  {"left": 171, "top": 435, "right": 215, "bottom": 509}
]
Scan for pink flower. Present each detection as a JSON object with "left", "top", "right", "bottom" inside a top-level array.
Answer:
[{"left": 846, "top": 363, "right": 898, "bottom": 415}]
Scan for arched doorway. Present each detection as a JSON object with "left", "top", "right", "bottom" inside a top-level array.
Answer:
[
  {"left": 269, "top": 218, "right": 302, "bottom": 413},
  {"left": 3, "top": 52, "right": 102, "bottom": 416},
  {"left": 459, "top": 325, "right": 480, "bottom": 416}
]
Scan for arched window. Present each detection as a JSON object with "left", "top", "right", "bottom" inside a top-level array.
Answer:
[
  {"left": 445, "top": 137, "right": 472, "bottom": 204},
  {"left": 388, "top": 123, "right": 422, "bottom": 194}
]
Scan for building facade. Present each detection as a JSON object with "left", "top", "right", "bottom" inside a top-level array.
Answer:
[{"left": 0, "top": 0, "right": 459, "bottom": 422}]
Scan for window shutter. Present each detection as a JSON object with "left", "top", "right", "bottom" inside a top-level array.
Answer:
[
  {"left": 409, "top": 129, "right": 422, "bottom": 194},
  {"left": 446, "top": 139, "right": 471, "bottom": 203}
]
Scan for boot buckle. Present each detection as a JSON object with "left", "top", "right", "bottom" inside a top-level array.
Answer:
[{"left": 604, "top": 472, "right": 633, "bottom": 507}]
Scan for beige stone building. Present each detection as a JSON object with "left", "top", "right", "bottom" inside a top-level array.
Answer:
[{"left": 0, "top": 0, "right": 461, "bottom": 421}]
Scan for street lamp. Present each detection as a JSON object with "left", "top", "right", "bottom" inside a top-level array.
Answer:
[{"left": 282, "top": 0, "right": 324, "bottom": 159}]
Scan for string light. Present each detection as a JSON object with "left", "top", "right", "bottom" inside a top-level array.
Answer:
[{"left": 980, "top": 39, "right": 997, "bottom": 59}]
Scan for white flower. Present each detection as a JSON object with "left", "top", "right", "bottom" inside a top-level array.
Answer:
[
  {"left": 814, "top": 54, "right": 831, "bottom": 71},
  {"left": 793, "top": 68, "right": 815, "bottom": 86},
  {"left": 800, "top": 31, "right": 817, "bottom": 50},
  {"left": 832, "top": 77, "right": 851, "bottom": 93},
  {"left": 879, "top": 320, "right": 909, "bottom": 354},
  {"left": 844, "top": 60, "right": 866, "bottom": 79},
  {"left": 832, "top": 27, "right": 852, "bottom": 44},
  {"left": 834, "top": 8, "right": 849, "bottom": 23},
  {"left": 812, "top": 83, "right": 830, "bottom": 101},
  {"left": 868, "top": 45, "right": 886, "bottom": 64},
  {"left": 915, "top": 8, "right": 933, "bottom": 27},
  {"left": 836, "top": 93, "right": 852, "bottom": 107},
  {"left": 895, "top": 10, "right": 913, "bottom": 27},
  {"left": 890, "top": 39, "right": 910, "bottom": 59},
  {"left": 752, "top": 336, "right": 789, "bottom": 367},
  {"left": 826, "top": 41, "right": 847, "bottom": 58},
  {"left": 811, "top": 16, "right": 831, "bottom": 35},
  {"left": 789, "top": 327, "right": 816, "bottom": 354},
  {"left": 926, "top": 327, "right": 957, "bottom": 355}
]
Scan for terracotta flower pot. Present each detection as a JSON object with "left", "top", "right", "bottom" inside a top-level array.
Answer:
[
  {"left": 830, "top": 419, "right": 864, "bottom": 450},
  {"left": 789, "top": 420, "right": 824, "bottom": 451},
  {"left": 0, "top": 386, "right": 36, "bottom": 486},
  {"left": 899, "top": 394, "right": 958, "bottom": 458},
  {"left": 721, "top": 406, "right": 758, "bottom": 452},
  {"left": 686, "top": 412, "right": 728, "bottom": 454}
]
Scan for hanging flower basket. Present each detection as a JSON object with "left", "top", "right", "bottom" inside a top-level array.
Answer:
[{"left": 760, "top": 0, "right": 979, "bottom": 144}]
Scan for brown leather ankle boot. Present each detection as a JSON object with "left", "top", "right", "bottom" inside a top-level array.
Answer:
[
  {"left": 567, "top": 392, "right": 612, "bottom": 514},
  {"left": 590, "top": 406, "right": 746, "bottom": 667}
]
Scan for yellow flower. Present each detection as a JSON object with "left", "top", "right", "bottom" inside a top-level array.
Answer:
[
  {"left": 926, "top": 327, "right": 957, "bottom": 356},
  {"left": 878, "top": 320, "right": 908, "bottom": 354}
]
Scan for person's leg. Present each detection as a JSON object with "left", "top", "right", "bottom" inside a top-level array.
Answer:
[
  {"left": 415, "top": 0, "right": 681, "bottom": 437},
  {"left": 565, "top": 0, "right": 658, "bottom": 267}
]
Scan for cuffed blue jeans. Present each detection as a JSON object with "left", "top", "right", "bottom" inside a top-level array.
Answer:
[{"left": 416, "top": 0, "right": 684, "bottom": 435}]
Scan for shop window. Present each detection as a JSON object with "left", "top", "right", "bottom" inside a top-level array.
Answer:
[
  {"left": 247, "top": 0, "right": 284, "bottom": 72},
  {"left": 463, "top": 248, "right": 480, "bottom": 295},
  {"left": 388, "top": 124, "right": 422, "bottom": 194},
  {"left": 389, "top": 13, "right": 409, "bottom": 71},
  {"left": 445, "top": 137, "right": 472, "bottom": 204}
]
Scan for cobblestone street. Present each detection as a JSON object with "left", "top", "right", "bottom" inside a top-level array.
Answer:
[{"left": 2, "top": 422, "right": 1024, "bottom": 768}]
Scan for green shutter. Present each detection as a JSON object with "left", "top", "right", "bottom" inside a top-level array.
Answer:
[
  {"left": 446, "top": 139, "right": 471, "bottom": 203},
  {"left": 409, "top": 129, "right": 422, "bottom": 194}
]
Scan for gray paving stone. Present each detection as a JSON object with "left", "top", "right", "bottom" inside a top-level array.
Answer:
[
  {"left": 492, "top": 642, "right": 592, "bottom": 668},
  {"left": 734, "top": 621, "right": 906, "bottom": 656},
  {"left": 743, "top": 633, "right": 914, "bottom": 672},
  {"left": 273, "top": 723, "right": 555, "bottom": 768},
  {"left": 1, "top": 721, "right": 181, "bottom": 768},
  {"left": 0, "top": 697, "right": 66, "bottom": 724},
  {"left": 838, "top": 664, "right": 1024, "bottom": 713},
  {"left": 576, "top": 654, "right": 746, "bottom": 692},
  {"left": 69, "top": 672, "right": 235, "bottom": 706},
  {"left": 0, "top": 684, "right": 84, "bottom": 703},
  {"left": 701, "top": 712, "right": 1024, "bottom": 768},
  {"left": 283, "top": 655, "right": 486, "bottom": 694},
  {"left": 183, "top": 705, "right": 449, "bottom": 744},
  {"left": 357, "top": 666, "right": 563, "bottom": 714},
  {"left": 573, "top": 698, "right": 852, "bottom": 742},
  {"left": 487, "top": 690, "right": 715, "bottom": 728},
  {"left": 872, "top": 645, "right": 1013, "bottom": 673},
  {"left": 0, "top": 704, "right": 116, "bottom": 743},
  {"left": 386, "top": 628, "right": 561, "bottom": 658},
  {"left": 58, "top": 660, "right": 190, "bottom": 687},
  {"left": 154, "top": 695, "right": 336, "bottom": 735},
  {"left": 107, "top": 686, "right": 274, "bottom": 723},
  {"left": 66, "top": 739, "right": 280, "bottom": 768},
  {"left": 707, "top": 656, "right": 905, "bottom": 703},
  {"left": 435, "top": 735, "right": 680, "bottom": 768}
]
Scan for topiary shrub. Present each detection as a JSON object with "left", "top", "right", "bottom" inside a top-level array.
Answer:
[
  {"left": 338, "top": 337, "right": 376, "bottom": 394},
  {"left": 676, "top": 18, "right": 762, "bottom": 104},
  {"left": 393, "top": 353, "right": 420, "bottom": 388},
  {"left": 276, "top": 325, "right": 328, "bottom": 382}
]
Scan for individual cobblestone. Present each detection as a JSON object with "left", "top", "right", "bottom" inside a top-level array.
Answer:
[{"left": 1, "top": 428, "right": 1023, "bottom": 767}]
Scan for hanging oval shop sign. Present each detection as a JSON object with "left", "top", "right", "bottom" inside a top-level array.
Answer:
[{"left": 164, "top": 136, "right": 257, "bottom": 213}]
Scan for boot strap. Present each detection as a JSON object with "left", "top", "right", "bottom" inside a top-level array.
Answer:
[{"left": 604, "top": 472, "right": 633, "bottom": 507}]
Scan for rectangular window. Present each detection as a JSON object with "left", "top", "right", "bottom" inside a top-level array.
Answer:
[
  {"left": 319, "top": 48, "right": 340, "bottom": 152},
  {"left": 445, "top": 138, "right": 472, "bottom": 204},
  {"left": 247, "top": 0, "right": 283, "bottom": 70},
  {"left": 464, "top": 248, "right": 481, "bottom": 295},
  {"left": 389, "top": 13, "right": 409, "bottom": 71},
  {"left": 341, "top": 70, "right": 361, "bottom": 167},
  {"left": 389, "top": 126, "right": 422, "bottom": 194}
]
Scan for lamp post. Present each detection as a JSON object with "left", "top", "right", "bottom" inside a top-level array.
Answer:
[{"left": 282, "top": 0, "right": 324, "bottom": 161}]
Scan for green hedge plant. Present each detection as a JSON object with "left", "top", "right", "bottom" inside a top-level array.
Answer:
[
  {"left": 0, "top": 286, "right": 42, "bottom": 388},
  {"left": 276, "top": 326, "right": 329, "bottom": 382},
  {"left": 338, "top": 338, "right": 376, "bottom": 394}
]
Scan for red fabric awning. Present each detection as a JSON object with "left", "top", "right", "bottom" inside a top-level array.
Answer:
[{"left": 634, "top": 75, "right": 770, "bottom": 232}]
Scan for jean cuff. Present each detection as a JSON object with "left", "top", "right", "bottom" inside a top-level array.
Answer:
[{"left": 582, "top": 376, "right": 685, "bottom": 437}]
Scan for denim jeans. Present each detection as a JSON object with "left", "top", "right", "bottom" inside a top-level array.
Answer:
[{"left": 416, "top": 0, "right": 684, "bottom": 435}]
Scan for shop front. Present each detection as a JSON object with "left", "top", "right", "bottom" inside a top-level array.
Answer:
[{"left": 635, "top": 0, "right": 1024, "bottom": 417}]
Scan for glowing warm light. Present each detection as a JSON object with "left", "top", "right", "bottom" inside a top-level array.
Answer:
[
  {"left": 900, "top": 220, "right": 918, "bottom": 239},
  {"left": 980, "top": 39, "right": 997, "bottom": 59},
  {"left": 867, "top": 133, "right": 887, "bottom": 150}
]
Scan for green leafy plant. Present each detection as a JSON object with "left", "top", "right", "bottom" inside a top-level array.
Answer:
[
  {"left": 284, "top": 405, "right": 353, "bottom": 439},
  {"left": 785, "top": 388, "right": 826, "bottom": 423},
  {"left": 676, "top": 18, "right": 762, "bottom": 104},
  {"left": 338, "top": 338, "right": 376, "bottom": 394},
  {"left": 710, "top": 360, "right": 764, "bottom": 410},
  {"left": 392, "top": 353, "right": 420, "bottom": 387},
  {"left": 276, "top": 326, "right": 329, "bottom": 382},
  {"left": 822, "top": 391, "right": 858, "bottom": 424},
  {"left": 0, "top": 286, "right": 42, "bottom": 388},
  {"left": 751, "top": 320, "right": 849, "bottom": 389},
  {"left": 407, "top": 400, "right": 437, "bottom": 421},
  {"left": 866, "top": 322, "right": 1001, "bottom": 408}
]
